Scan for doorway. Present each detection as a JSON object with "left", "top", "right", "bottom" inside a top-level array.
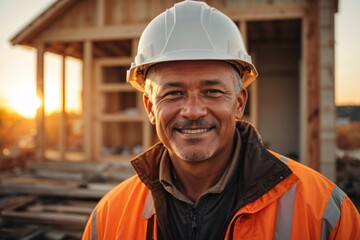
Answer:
[{"left": 248, "top": 19, "right": 302, "bottom": 160}]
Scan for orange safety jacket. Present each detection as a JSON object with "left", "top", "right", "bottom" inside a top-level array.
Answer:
[{"left": 82, "top": 122, "right": 360, "bottom": 240}]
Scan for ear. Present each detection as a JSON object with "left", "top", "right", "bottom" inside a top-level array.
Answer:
[
  {"left": 235, "top": 88, "right": 248, "bottom": 120},
  {"left": 143, "top": 93, "right": 156, "bottom": 124}
]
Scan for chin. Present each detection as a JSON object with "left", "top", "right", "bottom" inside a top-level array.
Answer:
[{"left": 177, "top": 149, "right": 213, "bottom": 162}]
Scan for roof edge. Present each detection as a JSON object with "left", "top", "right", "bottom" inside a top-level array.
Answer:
[{"left": 10, "top": 0, "right": 77, "bottom": 47}]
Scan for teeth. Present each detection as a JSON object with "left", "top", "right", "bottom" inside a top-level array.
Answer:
[{"left": 181, "top": 128, "right": 209, "bottom": 134}]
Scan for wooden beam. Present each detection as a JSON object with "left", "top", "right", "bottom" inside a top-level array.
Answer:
[
  {"left": 16, "top": 3, "right": 306, "bottom": 49},
  {"left": 83, "top": 41, "right": 93, "bottom": 161},
  {"left": 305, "top": 0, "right": 320, "bottom": 171},
  {"left": 99, "top": 41, "right": 130, "bottom": 56},
  {"left": 223, "top": 3, "right": 306, "bottom": 21},
  {"left": 93, "top": 46, "right": 108, "bottom": 58},
  {"left": 95, "top": 57, "right": 133, "bottom": 66},
  {"left": 36, "top": 44, "right": 45, "bottom": 161},
  {"left": 64, "top": 42, "right": 82, "bottom": 57},
  {"left": 0, "top": 196, "right": 37, "bottom": 211},
  {"left": 0, "top": 184, "right": 106, "bottom": 199},
  {"left": 35, "top": 24, "right": 148, "bottom": 43},
  {"left": 10, "top": 0, "right": 77, "bottom": 45},
  {"left": 98, "top": 84, "right": 133, "bottom": 92},
  {"left": 94, "top": 60, "right": 102, "bottom": 160},
  {"left": 1, "top": 210, "right": 88, "bottom": 227},
  {"left": 59, "top": 55, "right": 66, "bottom": 161},
  {"left": 96, "top": 0, "right": 105, "bottom": 26},
  {"left": 43, "top": 42, "right": 83, "bottom": 61},
  {"left": 300, "top": 18, "right": 307, "bottom": 164},
  {"left": 27, "top": 204, "right": 94, "bottom": 215},
  {"left": 47, "top": 42, "right": 65, "bottom": 54}
]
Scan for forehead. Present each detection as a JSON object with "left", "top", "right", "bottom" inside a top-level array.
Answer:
[{"left": 147, "top": 60, "right": 234, "bottom": 81}]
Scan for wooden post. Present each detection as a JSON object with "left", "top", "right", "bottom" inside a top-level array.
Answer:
[
  {"left": 300, "top": 18, "right": 307, "bottom": 164},
  {"left": 240, "top": 21, "right": 258, "bottom": 128},
  {"left": 305, "top": 0, "right": 320, "bottom": 171},
  {"left": 96, "top": 0, "right": 105, "bottom": 26},
  {"left": 83, "top": 41, "right": 93, "bottom": 161},
  {"left": 59, "top": 55, "right": 66, "bottom": 160},
  {"left": 36, "top": 44, "right": 45, "bottom": 161},
  {"left": 132, "top": 38, "right": 152, "bottom": 148}
]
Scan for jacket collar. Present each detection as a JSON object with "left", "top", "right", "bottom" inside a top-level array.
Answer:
[{"left": 131, "top": 121, "right": 294, "bottom": 220}]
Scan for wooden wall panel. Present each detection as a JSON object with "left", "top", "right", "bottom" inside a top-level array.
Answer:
[
  {"left": 224, "top": 0, "right": 306, "bottom": 8},
  {"left": 50, "top": 0, "right": 97, "bottom": 29},
  {"left": 105, "top": 0, "right": 125, "bottom": 25}
]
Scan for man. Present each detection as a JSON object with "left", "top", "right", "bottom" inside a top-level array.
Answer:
[{"left": 83, "top": 1, "right": 360, "bottom": 239}]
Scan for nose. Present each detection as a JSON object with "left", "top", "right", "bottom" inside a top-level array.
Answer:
[{"left": 180, "top": 92, "right": 207, "bottom": 119}]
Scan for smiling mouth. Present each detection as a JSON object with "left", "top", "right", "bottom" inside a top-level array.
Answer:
[{"left": 178, "top": 128, "right": 212, "bottom": 134}]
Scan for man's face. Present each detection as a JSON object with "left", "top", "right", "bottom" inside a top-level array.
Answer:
[{"left": 143, "top": 60, "right": 247, "bottom": 163}]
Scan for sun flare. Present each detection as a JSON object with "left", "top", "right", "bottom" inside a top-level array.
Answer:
[
  {"left": 11, "top": 92, "right": 42, "bottom": 118},
  {"left": 6, "top": 54, "right": 82, "bottom": 118}
]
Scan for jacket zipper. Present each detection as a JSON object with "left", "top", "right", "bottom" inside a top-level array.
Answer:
[
  {"left": 190, "top": 208, "right": 197, "bottom": 239},
  {"left": 227, "top": 213, "right": 244, "bottom": 240}
]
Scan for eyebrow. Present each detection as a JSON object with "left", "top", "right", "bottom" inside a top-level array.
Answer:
[
  {"left": 161, "top": 82, "right": 183, "bottom": 89},
  {"left": 200, "top": 79, "right": 226, "bottom": 88},
  {"left": 161, "top": 79, "right": 225, "bottom": 87}
]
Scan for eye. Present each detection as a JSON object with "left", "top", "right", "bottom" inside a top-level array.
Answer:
[
  {"left": 162, "top": 90, "right": 185, "bottom": 99},
  {"left": 203, "top": 89, "right": 224, "bottom": 96}
]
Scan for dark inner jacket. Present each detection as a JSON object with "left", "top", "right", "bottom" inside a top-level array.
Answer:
[{"left": 131, "top": 121, "right": 293, "bottom": 239}]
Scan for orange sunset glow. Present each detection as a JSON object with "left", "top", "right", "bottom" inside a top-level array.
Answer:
[
  {"left": 2, "top": 52, "right": 82, "bottom": 119},
  {"left": 9, "top": 91, "right": 41, "bottom": 118}
]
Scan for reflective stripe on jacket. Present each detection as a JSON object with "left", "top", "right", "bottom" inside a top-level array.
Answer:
[{"left": 82, "top": 123, "right": 360, "bottom": 240}]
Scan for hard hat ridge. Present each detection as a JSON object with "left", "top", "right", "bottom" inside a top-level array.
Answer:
[{"left": 162, "top": 1, "right": 215, "bottom": 55}]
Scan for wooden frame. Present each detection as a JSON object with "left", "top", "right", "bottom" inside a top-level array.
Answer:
[
  {"left": 94, "top": 56, "right": 153, "bottom": 161},
  {"left": 10, "top": 0, "right": 338, "bottom": 180}
]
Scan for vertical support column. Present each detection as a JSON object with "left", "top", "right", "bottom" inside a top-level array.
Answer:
[
  {"left": 83, "top": 41, "right": 93, "bottom": 160},
  {"left": 240, "top": 20, "right": 258, "bottom": 128},
  {"left": 132, "top": 38, "right": 152, "bottom": 148},
  {"left": 94, "top": 60, "right": 102, "bottom": 160},
  {"left": 96, "top": 0, "right": 105, "bottom": 26},
  {"left": 305, "top": 0, "right": 320, "bottom": 171},
  {"left": 299, "top": 18, "right": 307, "bottom": 164},
  {"left": 59, "top": 55, "right": 66, "bottom": 160},
  {"left": 319, "top": 0, "right": 336, "bottom": 181},
  {"left": 36, "top": 44, "right": 45, "bottom": 161}
]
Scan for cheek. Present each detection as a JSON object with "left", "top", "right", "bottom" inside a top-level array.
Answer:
[
  {"left": 154, "top": 106, "right": 179, "bottom": 148},
  {"left": 154, "top": 103, "right": 179, "bottom": 128},
  {"left": 215, "top": 100, "right": 239, "bottom": 118}
]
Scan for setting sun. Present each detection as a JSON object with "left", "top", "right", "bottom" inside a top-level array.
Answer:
[
  {"left": 4, "top": 53, "right": 82, "bottom": 118},
  {"left": 10, "top": 90, "right": 41, "bottom": 118}
]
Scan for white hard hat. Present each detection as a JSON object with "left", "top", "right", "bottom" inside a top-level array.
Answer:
[{"left": 127, "top": 0, "right": 258, "bottom": 92}]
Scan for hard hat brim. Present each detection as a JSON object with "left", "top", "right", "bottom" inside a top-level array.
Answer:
[{"left": 127, "top": 50, "right": 258, "bottom": 92}]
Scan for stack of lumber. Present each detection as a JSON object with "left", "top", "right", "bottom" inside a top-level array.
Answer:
[{"left": 0, "top": 160, "right": 134, "bottom": 239}]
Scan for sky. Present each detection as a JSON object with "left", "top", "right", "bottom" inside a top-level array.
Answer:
[{"left": 0, "top": 0, "right": 359, "bottom": 118}]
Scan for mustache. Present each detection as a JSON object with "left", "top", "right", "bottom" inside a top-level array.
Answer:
[{"left": 171, "top": 118, "right": 218, "bottom": 129}]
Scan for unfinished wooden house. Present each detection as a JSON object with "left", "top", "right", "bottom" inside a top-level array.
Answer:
[{"left": 11, "top": 0, "right": 338, "bottom": 180}]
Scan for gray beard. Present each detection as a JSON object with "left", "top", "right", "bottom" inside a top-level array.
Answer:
[{"left": 180, "top": 150, "right": 212, "bottom": 162}]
